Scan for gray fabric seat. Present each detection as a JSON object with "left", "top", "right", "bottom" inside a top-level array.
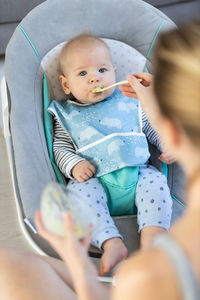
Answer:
[{"left": 3, "top": 0, "right": 185, "bottom": 258}]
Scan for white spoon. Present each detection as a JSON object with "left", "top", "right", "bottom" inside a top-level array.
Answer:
[{"left": 92, "top": 78, "right": 142, "bottom": 93}]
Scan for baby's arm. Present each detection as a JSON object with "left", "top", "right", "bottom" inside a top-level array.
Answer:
[
  {"left": 141, "top": 109, "right": 161, "bottom": 150},
  {"left": 53, "top": 118, "right": 96, "bottom": 181},
  {"left": 142, "top": 111, "right": 176, "bottom": 164}
]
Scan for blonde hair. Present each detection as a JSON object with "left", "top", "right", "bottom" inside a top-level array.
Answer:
[
  {"left": 154, "top": 21, "right": 200, "bottom": 149},
  {"left": 60, "top": 33, "right": 111, "bottom": 74}
]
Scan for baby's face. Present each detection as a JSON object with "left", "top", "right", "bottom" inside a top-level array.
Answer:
[{"left": 60, "top": 44, "right": 116, "bottom": 104}]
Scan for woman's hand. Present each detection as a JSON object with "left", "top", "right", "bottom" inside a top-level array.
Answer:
[
  {"left": 35, "top": 211, "right": 109, "bottom": 300},
  {"left": 118, "top": 73, "right": 153, "bottom": 99},
  {"left": 119, "top": 73, "right": 162, "bottom": 134},
  {"left": 35, "top": 211, "right": 97, "bottom": 281}
]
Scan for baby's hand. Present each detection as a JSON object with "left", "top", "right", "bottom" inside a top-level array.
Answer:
[
  {"left": 158, "top": 151, "right": 176, "bottom": 165},
  {"left": 159, "top": 142, "right": 176, "bottom": 165},
  {"left": 72, "top": 160, "right": 96, "bottom": 182}
]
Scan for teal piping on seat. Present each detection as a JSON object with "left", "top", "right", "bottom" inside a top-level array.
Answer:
[
  {"left": 171, "top": 194, "right": 185, "bottom": 207},
  {"left": 145, "top": 65, "right": 150, "bottom": 73},
  {"left": 18, "top": 25, "right": 65, "bottom": 184},
  {"left": 144, "top": 19, "right": 165, "bottom": 74},
  {"left": 146, "top": 19, "right": 165, "bottom": 59},
  {"left": 162, "top": 162, "right": 168, "bottom": 178},
  {"left": 18, "top": 25, "right": 42, "bottom": 62},
  {"left": 162, "top": 163, "right": 185, "bottom": 208}
]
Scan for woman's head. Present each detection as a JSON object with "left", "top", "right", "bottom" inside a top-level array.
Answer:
[{"left": 154, "top": 21, "right": 200, "bottom": 151}]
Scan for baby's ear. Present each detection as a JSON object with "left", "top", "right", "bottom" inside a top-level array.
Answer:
[
  {"left": 113, "top": 67, "right": 117, "bottom": 73},
  {"left": 59, "top": 75, "right": 71, "bottom": 95}
]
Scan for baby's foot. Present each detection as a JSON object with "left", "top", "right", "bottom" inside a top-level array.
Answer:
[{"left": 99, "top": 238, "right": 128, "bottom": 276}]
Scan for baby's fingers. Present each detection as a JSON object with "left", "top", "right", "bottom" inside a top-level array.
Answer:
[
  {"left": 88, "top": 164, "right": 96, "bottom": 174},
  {"left": 79, "top": 173, "right": 91, "bottom": 181}
]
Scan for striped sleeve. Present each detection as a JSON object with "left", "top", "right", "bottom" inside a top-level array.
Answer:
[
  {"left": 141, "top": 110, "right": 162, "bottom": 151},
  {"left": 53, "top": 118, "right": 85, "bottom": 179}
]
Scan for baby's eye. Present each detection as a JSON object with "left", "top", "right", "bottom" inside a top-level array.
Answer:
[
  {"left": 99, "top": 68, "right": 107, "bottom": 73},
  {"left": 79, "top": 71, "right": 87, "bottom": 76}
]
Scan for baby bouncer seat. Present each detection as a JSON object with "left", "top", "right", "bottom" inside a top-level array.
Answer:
[{"left": 1, "top": 0, "right": 186, "bottom": 258}]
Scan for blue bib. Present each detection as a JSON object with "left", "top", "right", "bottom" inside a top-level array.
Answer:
[{"left": 48, "top": 89, "right": 150, "bottom": 177}]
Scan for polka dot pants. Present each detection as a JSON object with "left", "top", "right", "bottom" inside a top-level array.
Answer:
[
  {"left": 135, "top": 164, "right": 172, "bottom": 232},
  {"left": 66, "top": 177, "right": 122, "bottom": 249},
  {"left": 66, "top": 164, "right": 172, "bottom": 249}
]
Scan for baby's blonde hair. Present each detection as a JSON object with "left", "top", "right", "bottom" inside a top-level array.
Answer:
[
  {"left": 60, "top": 33, "right": 111, "bottom": 74},
  {"left": 154, "top": 21, "right": 200, "bottom": 149}
]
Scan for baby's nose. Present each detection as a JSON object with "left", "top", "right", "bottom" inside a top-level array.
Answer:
[{"left": 89, "top": 76, "right": 100, "bottom": 84}]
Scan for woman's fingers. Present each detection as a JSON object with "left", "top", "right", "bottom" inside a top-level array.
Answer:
[
  {"left": 35, "top": 210, "right": 50, "bottom": 237},
  {"left": 118, "top": 83, "right": 131, "bottom": 89},
  {"left": 63, "top": 213, "right": 92, "bottom": 249},
  {"left": 131, "top": 72, "right": 153, "bottom": 84},
  {"left": 118, "top": 85, "right": 135, "bottom": 93},
  {"left": 127, "top": 75, "right": 144, "bottom": 91},
  {"left": 127, "top": 73, "right": 153, "bottom": 91},
  {"left": 35, "top": 210, "right": 62, "bottom": 243},
  {"left": 121, "top": 92, "right": 138, "bottom": 98},
  {"left": 118, "top": 73, "right": 153, "bottom": 100},
  {"left": 81, "top": 224, "right": 93, "bottom": 250},
  {"left": 118, "top": 84, "right": 138, "bottom": 99},
  {"left": 62, "top": 213, "right": 75, "bottom": 236}
]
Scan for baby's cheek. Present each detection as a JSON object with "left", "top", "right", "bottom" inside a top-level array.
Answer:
[{"left": 106, "top": 86, "right": 116, "bottom": 97}]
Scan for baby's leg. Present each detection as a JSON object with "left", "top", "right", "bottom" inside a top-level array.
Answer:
[
  {"left": 66, "top": 178, "right": 128, "bottom": 275},
  {"left": 135, "top": 165, "right": 172, "bottom": 250}
]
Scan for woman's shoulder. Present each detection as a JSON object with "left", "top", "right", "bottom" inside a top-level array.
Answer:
[{"left": 112, "top": 248, "right": 179, "bottom": 300}]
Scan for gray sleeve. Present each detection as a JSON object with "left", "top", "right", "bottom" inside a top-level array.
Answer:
[
  {"left": 53, "top": 118, "right": 85, "bottom": 179},
  {"left": 141, "top": 110, "right": 162, "bottom": 151}
]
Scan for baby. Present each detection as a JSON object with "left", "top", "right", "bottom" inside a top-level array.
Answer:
[{"left": 48, "top": 33, "right": 172, "bottom": 275}]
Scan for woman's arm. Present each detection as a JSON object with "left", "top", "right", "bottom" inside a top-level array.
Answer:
[
  {"left": 119, "top": 73, "right": 162, "bottom": 134},
  {"left": 141, "top": 109, "right": 161, "bottom": 150},
  {"left": 35, "top": 211, "right": 110, "bottom": 300},
  {"left": 112, "top": 248, "right": 179, "bottom": 300},
  {"left": 119, "top": 74, "right": 176, "bottom": 164}
]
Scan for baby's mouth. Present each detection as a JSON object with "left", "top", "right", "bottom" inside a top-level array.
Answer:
[{"left": 92, "top": 85, "right": 104, "bottom": 93}]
